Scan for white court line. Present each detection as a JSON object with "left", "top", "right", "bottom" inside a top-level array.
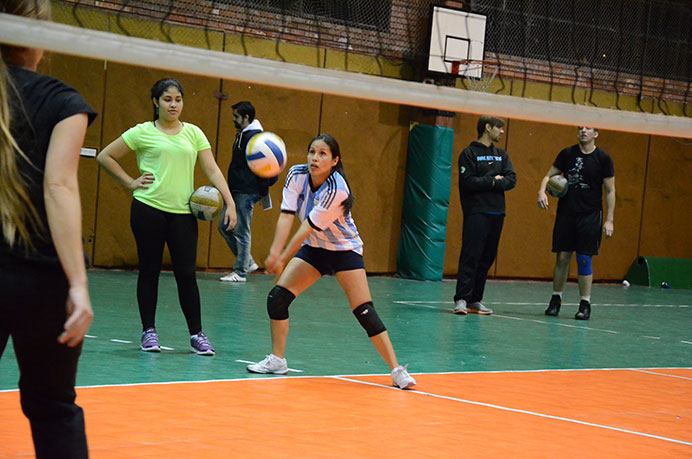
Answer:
[
  {"left": 682, "top": 341, "right": 692, "bottom": 345},
  {"left": 3, "top": 367, "right": 690, "bottom": 392},
  {"left": 394, "top": 300, "right": 690, "bottom": 308},
  {"left": 235, "top": 359, "right": 304, "bottom": 373},
  {"left": 395, "top": 300, "right": 620, "bottom": 334},
  {"left": 110, "top": 339, "right": 132, "bottom": 344},
  {"left": 632, "top": 369, "right": 692, "bottom": 381},
  {"left": 160, "top": 346, "right": 175, "bottom": 351},
  {"left": 492, "top": 314, "right": 619, "bottom": 334},
  {"left": 85, "top": 335, "right": 97, "bottom": 339},
  {"left": 332, "top": 376, "right": 692, "bottom": 447},
  {"left": 643, "top": 336, "right": 661, "bottom": 340}
]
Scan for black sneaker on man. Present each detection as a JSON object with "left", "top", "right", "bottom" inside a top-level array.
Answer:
[
  {"left": 575, "top": 300, "right": 591, "bottom": 320},
  {"left": 544, "top": 295, "right": 561, "bottom": 316}
]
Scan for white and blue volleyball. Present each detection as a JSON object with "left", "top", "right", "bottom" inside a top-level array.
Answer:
[
  {"left": 189, "top": 186, "right": 223, "bottom": 221},
  {"left": 246, "top": 132, "right": 287, "bottom": 178}
]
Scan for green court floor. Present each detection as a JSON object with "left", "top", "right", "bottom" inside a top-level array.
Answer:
[{"left": 1, "top": 270, "right": 691, "bottom": 390}]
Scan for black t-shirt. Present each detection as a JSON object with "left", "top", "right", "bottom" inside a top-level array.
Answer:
[
  {"left": 0, "top": 66, "right": 97, "bottom": 263},
  {"left": 554, "top": 145, "right": 614, "bottom": 214}
]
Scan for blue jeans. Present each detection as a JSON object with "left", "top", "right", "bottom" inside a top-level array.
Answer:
[{"left": 218, "top": 192, "right": 260, "bottom": 276}]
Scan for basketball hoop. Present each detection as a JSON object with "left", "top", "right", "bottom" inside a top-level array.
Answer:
[{"left": 450, "top": 59, "right": 499, "bottom": 92}]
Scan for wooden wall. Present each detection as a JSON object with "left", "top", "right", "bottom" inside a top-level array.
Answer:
[{"left": 37, "top": 12, "right": 692, "bottom": 281}]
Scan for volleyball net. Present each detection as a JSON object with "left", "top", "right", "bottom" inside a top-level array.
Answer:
[{"left": 0, "top": 0, "right": 690, "bottom": 138}]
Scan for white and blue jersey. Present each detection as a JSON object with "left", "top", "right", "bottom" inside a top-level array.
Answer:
[{"left": 281, "top": 165, "right": 363, "bottom": 254}]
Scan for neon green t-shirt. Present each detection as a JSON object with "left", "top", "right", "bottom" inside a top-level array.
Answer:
[{"left": 121, "top": 121, "right": 210, "bottom": 213}]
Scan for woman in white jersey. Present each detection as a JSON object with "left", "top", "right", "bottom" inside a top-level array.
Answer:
[
  {"left": 247, "top": 134, "right": 415, "bottom": 389},
  {"left": 97, "top": 78, "right": 236, "bottom": 356}
]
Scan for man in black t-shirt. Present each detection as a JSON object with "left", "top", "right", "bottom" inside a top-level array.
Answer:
[{"left": 537, "top": 126, "right": 616, "bottom": 320}]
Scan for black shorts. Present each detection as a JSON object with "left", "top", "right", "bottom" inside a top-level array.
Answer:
[
  {"left": 294, "top": 245, "right": 365, "bottom": 276},
  {"left": 552, "top": 210, "right": 602, "bottom": 255}
]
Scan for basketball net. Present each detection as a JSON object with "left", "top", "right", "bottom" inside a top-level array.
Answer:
[{"left": 450, "top": 59, "right": 499, "bottom": 92}]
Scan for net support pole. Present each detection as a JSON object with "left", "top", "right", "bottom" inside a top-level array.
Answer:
[{"left": 1, "top": 14, "right": 691, "bottom": 138}]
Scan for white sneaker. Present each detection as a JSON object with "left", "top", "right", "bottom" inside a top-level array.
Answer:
[
  {"left": 453, "top": 299, "right": 467, "bottom": 315},
  {"left": 247, "top": 262, "right": 259, "bottom": 273},
  {"left": 247, "top": 354, "right": 288, "bottom": 374},
  {"left": 220, "top": 271, "right": 246, "bottom": 282},
  {"left": 391, "top": 364, "right": 416, "bottom": 389}
]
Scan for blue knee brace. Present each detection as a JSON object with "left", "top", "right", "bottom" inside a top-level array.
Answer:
[{"left": 576, "top": 253, "right": 593, "bottom": 276}]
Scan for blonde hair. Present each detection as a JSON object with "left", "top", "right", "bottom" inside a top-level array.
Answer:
[{"left": 0, "top": 0, "right": 52, "bottom": 248}]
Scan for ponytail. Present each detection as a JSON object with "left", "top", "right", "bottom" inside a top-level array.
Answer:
[
  {"left": 0, "top": 55, "right": 42, "bottom": 248},
  {"left": 333, "top": 161, "right": 355, "bottom": 216},
  {"left": 0, "top": 0, "right": 52, "bottom": 248}
]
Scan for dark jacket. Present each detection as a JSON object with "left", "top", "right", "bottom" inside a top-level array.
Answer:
[
  {"left": 458, "top": 141, "right": 516, "bottom": 215},
  {"left": 227, "top": 119, "right": 277, "bottom": 195}
]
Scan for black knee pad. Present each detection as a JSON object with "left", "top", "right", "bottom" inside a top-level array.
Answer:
[
  {"left": 267, "top": 285, "right": 295, "bottom": 320},
  {"left": 352, "top": 302, "right": 386, "bottom": 337}
]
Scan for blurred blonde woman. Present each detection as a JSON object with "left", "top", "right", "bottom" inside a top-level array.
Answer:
[{"left": 0, "top": 0, "right": 96, "bottom": 457}]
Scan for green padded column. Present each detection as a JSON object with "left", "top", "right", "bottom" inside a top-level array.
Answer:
[{"left": 396, "top": 123, "right": 454, "bottom": 281}]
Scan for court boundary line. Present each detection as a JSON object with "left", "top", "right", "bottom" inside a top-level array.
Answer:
[
  {"left": 332, "top": 376, "right": 692, "bottom": 447},
  {"left": 394, "top": 300, "right": 691, "bottom": 308},
  {"left": 632, "top": 369, "right": 692, "bottom": 380},
  {"left": 2, "top": 366, "right": 689, "bottom": 393}
]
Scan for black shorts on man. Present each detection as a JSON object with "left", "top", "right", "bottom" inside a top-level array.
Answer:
[{"left": 552, "top": 210, "right": 602, "bottom": 255}]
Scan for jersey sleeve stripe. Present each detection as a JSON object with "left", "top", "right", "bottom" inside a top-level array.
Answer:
[{"left": 307, "top": 216, "right": 322, "bottom": 231}]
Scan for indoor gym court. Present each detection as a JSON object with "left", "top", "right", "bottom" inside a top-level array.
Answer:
[{"left": 1, "top": 270, "right": 690, "bottom": 457}]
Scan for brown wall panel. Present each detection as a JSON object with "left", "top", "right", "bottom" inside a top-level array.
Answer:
[
  {"left": 38, "top": 53, "right": 105, "bottom": 263},
  {"left": 495, "top": 121, "right": 576, "bottom": 279},
  {"left": 34, "top": 39, "right": 691, "bottom": 279},
  {"left": 208, "top": 80, "right": 322, "bottom": 270},
  {"left": 591, "top": 130, "right": 648, "bottom": 279},
  {"left": 319, "top": 96, "right": 411, "bottom": 272},
  {"left": 92, "top": 63, "right": 221, "bottom": 268},
  {"left": 639, "top": 136, "right": 692, "bottom": 258}
]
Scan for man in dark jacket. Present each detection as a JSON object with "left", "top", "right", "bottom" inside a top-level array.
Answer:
[
  {"left": 219, "top": 101, "right": 276, "bottom": 282},
  {"left": 453, "top": 115, "right": 516, "bottom": 315}
]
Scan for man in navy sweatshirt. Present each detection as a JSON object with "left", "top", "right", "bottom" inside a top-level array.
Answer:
[{"left": 453, "top": 116, "right": 516, "bottom": 315}]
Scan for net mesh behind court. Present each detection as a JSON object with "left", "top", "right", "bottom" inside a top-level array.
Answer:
[{"left": 0, "top": 1, "right": 690, "bottom": 136}]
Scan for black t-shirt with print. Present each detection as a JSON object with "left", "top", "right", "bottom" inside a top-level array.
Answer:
[{"left": 553, "top": 145, "right": 614, "bottom": 215}]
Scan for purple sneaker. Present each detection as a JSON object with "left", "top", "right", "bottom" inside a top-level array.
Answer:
[
  {"left": 141, "top": 328, "right": 161, "bottom": 352},
  {"left": 190, "top": 331, "right": 215, "bottom": 356}
]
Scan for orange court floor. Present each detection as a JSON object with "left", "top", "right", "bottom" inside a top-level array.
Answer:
[{"left": 1, "top": 270, "right": 691, "bottom": 457}]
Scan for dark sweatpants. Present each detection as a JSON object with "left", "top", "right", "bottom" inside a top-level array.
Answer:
[
  {"left": 130, "top": 198, "right": 202, "bottom": 335},
  {"left": 0, "top": 255, "right": 88, "bottom": 458},
  {"left": 454, "top": 212, "right": 505, "bottom": 304}
]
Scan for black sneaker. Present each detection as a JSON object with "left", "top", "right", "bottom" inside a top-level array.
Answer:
[
  {"left": 545, "top": 295, "right": 561, "bottom": 316},
  {"left": 575, "top": 300, "right": 591, "bottom": 320}
]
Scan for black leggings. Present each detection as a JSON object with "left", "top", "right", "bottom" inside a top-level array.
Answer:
[
  {"left": 130, "top": 198, "right": 202, "bottom": 335},
  {"left": 0, "top": 255, "right": 88, "bottom": 458}
]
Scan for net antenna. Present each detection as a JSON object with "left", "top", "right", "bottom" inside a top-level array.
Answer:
[{"left": 451, "top": 59, "right": 499, "bottom": 92}]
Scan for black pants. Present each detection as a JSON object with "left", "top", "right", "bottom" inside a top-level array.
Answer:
[
  {"left": 454, "top": 212, "right": 505, "bottom": 303},
  {"left": 0, "top": 255, "right": 88, "bottom": 458},
  {"left": 130, "top": 199, "right": 202, "bottom": 335}
]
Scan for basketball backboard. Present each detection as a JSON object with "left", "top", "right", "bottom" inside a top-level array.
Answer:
[{"left": 427, "top": 6, "right": 487, "bottom": 78}]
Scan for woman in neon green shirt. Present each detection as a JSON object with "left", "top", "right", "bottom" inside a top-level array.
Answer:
[{"left": 97, "top": 78, "right": 235, "bottom": 356}]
